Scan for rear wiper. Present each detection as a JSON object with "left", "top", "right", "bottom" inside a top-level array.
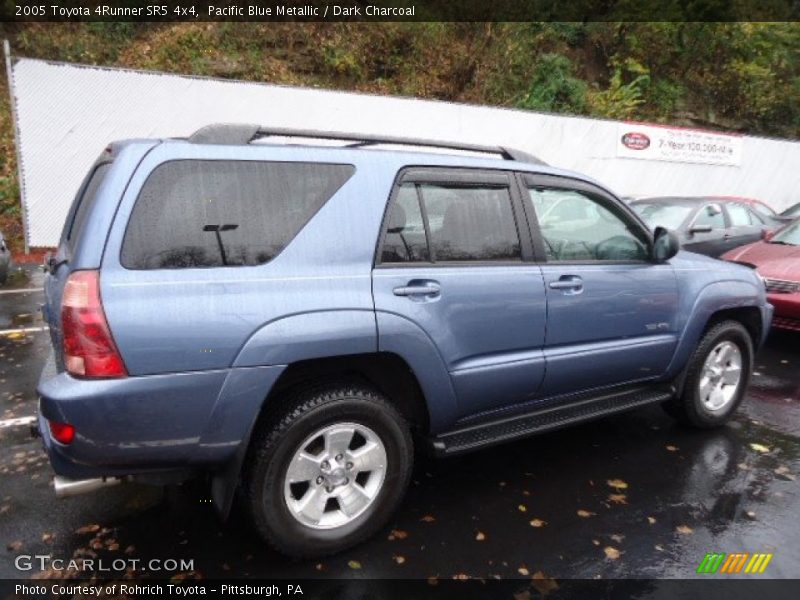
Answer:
[{"left": 768, "top": 240, "right": 792, "bottom": 245}]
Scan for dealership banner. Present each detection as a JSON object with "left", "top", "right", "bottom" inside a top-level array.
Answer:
[{"left": 616, "top": 123, "right": 743, "bottom": 166}]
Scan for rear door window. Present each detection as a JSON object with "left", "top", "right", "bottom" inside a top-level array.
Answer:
[
  {"left": 380, "top": 179, "right": 521, "bottom": 263},
  {"left": 727, "top": 203, "right": 753, "bottom": 227},
  {"left": 121, "top": 160, "right": 354, "bottom": 269}
]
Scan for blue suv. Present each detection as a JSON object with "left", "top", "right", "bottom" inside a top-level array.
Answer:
[{"left": 38, "top": 124, "right": 772, "bottom": 557}]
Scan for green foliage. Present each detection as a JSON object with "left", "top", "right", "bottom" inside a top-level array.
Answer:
[
  {"left": 590, "top": 59, "right": 650, "bottom": 119},
  {"left": 0, "top": 22, "right": 799, "bottom": 252},
  {"left": 517, "top": 54, "right": 588, "bottom": 114}
]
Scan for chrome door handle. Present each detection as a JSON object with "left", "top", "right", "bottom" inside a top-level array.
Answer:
[
  {"left": 549, "top": 276, "right": 583, "bottom": 294},
  {"left": 393, "top": 282, "right": 441, "bottom": 297}
]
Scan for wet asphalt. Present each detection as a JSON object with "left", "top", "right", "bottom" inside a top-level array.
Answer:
[{"left": 0, "top": 267, "right": 798, "bottom": 582}]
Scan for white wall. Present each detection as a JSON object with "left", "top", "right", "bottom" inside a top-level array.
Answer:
[{"left": 10, "top": 57, "right": 800, "bottom": 247}]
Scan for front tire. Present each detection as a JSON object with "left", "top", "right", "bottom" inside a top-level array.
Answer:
[
  {"left": 665, "top": 320, "right": 753, "bottom": 428},
  {"left": 243, "top": 382, "right": 413, "bottom": 558}
]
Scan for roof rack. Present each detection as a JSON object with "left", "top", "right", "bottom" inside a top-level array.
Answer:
[{"left": 187, "top": 123, "right": 547, "bottom": 165}]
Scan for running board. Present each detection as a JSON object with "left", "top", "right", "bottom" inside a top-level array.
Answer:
[{"left": 431, "top": 386, "right": 674, "bottom": 456}]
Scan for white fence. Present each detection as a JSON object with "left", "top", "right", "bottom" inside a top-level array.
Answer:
[{"left": 8, "top": 55, "right": 800, "bottom": 248}]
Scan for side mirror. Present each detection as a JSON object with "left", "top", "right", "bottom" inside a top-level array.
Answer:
[
  {"left": 652, "top": 227, "right": 680, "bottom": 263},
  {"left": 689, "top": 224, "right": 713, "bottom": 235},
  {"left": 762, "top": 229, "right": 775, "bottom": 241}
]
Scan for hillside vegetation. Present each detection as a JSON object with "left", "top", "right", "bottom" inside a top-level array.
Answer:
[{"left": 1, "top": 22, "right": 799, "bottom": 252}]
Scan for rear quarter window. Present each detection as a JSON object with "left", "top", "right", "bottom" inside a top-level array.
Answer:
[
  {"left": 121, "top": 160, "right": 355, "bottom": 269},
  {"left": 67, "top": 162, "right": 112, "bottom": 246}
]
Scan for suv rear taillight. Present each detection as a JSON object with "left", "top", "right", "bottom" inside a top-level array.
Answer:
[{"left": 61, "top": 270, "right": 127, "bottom": 378}]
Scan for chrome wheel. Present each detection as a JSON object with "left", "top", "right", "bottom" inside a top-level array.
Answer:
[
  {"left": 698, "top": 341, "right": 743, "bottom": 411},
  {"left": 283, "top": 422, "right": 387, "bottom": 530}
]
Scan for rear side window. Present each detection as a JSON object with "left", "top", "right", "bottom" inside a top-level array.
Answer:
[
  {"left": 67, "top": 162, "right": 112, "bottom": 245},
  {"left": 727, "top": 203, "right": 754, "bottom": 226},
  {"left": 121, "top": 160, "right": 354, "bottom": 269},
  {"left": 381, "top": 182, "right": 521, "bottom": 263}
]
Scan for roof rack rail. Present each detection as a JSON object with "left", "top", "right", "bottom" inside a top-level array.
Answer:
[{"left": 186, "top": 123, "right": 547, "bottom": 165}]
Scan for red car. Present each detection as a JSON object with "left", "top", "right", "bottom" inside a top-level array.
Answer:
[{"left": 722, "top": 220, "right": 800, "bottom": 332}]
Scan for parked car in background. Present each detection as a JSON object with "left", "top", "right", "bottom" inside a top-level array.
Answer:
[
  {"left": 722, "top": 220, "right": 800, "bottom": 332},
  {"left": 0, "top": 231, "right": 10, "bottom": 284},
  {"left": 780, "top": 202, "right": 800, "bottom": 220},
  {"left": 631, "top": 196, "right": 777, "bottom": 257},
  {"left": 712, "top": 196, "right": 792, "bottom": 225}
]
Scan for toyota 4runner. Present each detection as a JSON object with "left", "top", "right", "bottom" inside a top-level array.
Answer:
[{"left": 38, "top": 124, "right": 773, "bottom": 557}]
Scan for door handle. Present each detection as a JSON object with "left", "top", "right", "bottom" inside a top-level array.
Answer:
[
  {"left": 393, "top": 282, "right": 441, "bottom": 297},
  {"left": 549, "top": 276, "right": 583, "bottom": 293}
]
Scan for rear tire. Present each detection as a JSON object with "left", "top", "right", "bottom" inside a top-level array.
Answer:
[
  {"left": 242, "top": 382, "right": 413, "bottom": 558},
  {"left": 663, "top": 320, "right": 753, "bottom": 428}
]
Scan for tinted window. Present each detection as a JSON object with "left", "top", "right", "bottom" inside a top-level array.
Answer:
[
  {"left": 68, "top": 163, "right": 112, "bottom": 245},
  {"left": 380, "top": 182, "right": 521, "bottom": 263},
  {"left": 527, "top": 187, "right": 647, "bottom": 261},
  {"left": 381, "top": 184, "right": 429, "bottom": 262},
  {"left": 693, "top": 204, "right": 725, "bottom": 229},
  {"left": 122, "top": 161, "right": 354, "bottom": 269},
  {"left": 421, "top": 184, "right": 520, "bottom": 261}
]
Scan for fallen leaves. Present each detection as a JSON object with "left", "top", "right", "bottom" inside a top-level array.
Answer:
[
  {"left": 745, "top": 511, "right": 757, "bottom": 521},
  {"left": 531, "top": 571, "right": 559, "bottom": 594},
  {"left": 518, "top": 505, "right": 527, "bottom": 512},
  {"left": 610, "top": 534, "right": 625, "bottom": 543},
  {"left": 606, "top": 479, "right": 629, "bottom": 491},
  {"left": 387, "top": 529, "right": 408, "bottom": 541},
  {"left": 393, "top": 555, "right": 406, "bottom": 565},
  {"left": 75, "top": 524, "right": 101, "bottom": 535},
  {"left": 420, "top": 515, "right": 436, "bottom": 523},
  {"left": 647, "top": 516, "right": 656, "bottom": 525},
  {"left": 774, "top": 466, "right": 796, "bottom": 481},
  {"left": 665, "top": 445, "right": 679, "bottom": 452},
  {"left": 749, "top": 443, "right": 770, "bottom": 453},
  {"left": 676, "top": 525, "right": 694, "bottom": 535},
  {"left": 529, "top": 518, "right": 547, "bottom": 528},
  {"left": 6, "top": 540, "right": 22, "bottom": 552},
  {"left": 0, "top": 504, "right": 9, "bottom": 515},
  {"left": 577, "top": 509, "right": 596, "bottom": 518},
  {"left": 517, "top": 566, "right": 530, "bottom": 576},
  {"left": 347, "top": 560, "right": 362, "bottom": 570},
  {"left": 41, "top": 533, "right": 54, "bottom": 543},
  {"left": 608, "top": 494, "right": 628, "bottom": 505},
  {"left": 603, "top": 546, "right": 621, "bottom": 560},
  {"left": 475, "top": 531, "right": 486, "bottom": 541}
]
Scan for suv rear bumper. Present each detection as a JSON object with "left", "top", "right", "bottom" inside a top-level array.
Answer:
[{"left": 37, "top": 353, "right": 285, "bottom": 480}]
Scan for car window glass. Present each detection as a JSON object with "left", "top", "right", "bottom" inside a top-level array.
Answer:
[
  {"left": 68, "top": 163, "right": 112, "bottom": 245},
  {"left": 419, "top": 184, "right": 521, "bottom": 262},
  {"left": 381, "top": 184, "right": 430, "bottom": 262},
  {"left": 527, "top": 186, "right": 648, "bottom": 261},
  {"left": 747, "top": 208, "right": 765, "bottom": 225},
  {"left": 122, "top": 160, "right": 354, "bottom": 269},
  {"left": 727, "top": 203, "right": 752, "bottom": 227},
  {"left": 752, "top": 203, "right": 776, "bottom": 217},
  {"left": 693, "top": 205, "right": 725, "bottom": 229},
  {"left": 632, "top": 203, "right": 693, "bottom": 229}
]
